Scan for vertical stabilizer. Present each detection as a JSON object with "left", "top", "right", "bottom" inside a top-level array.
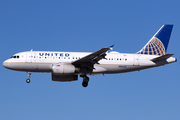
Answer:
[{"left": 137, "top": 25, "right": 173, "bottom": 55}]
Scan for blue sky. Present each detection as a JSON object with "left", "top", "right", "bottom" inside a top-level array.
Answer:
[{"left": 0, "top": 0, "right": 180, "bottom": 120}]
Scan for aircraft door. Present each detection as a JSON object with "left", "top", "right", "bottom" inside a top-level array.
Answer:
[{"left": 133, "top": 55, "right": 139, "bottom": 66}]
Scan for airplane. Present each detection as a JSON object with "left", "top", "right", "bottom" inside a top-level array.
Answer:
[{"left": 3, "top": 25, "right": 177, "bottom": 87}]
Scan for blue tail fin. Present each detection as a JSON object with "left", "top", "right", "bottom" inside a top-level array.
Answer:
[{"left": 137, "top": 25, "right": 173, "bottom": 55}]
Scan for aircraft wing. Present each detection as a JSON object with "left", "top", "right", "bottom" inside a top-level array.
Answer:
[{"left": 72, "top": 45, "right": 113, "bottom": 68}]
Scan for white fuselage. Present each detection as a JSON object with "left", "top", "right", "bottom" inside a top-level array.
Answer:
[
  {"left": 2, "top": 25, "right": 177, "bottom": 87},
  {"left": 3, "top": 51, "right": 176, "bottom": 75}
]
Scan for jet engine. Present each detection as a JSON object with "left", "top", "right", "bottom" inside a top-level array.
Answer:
[{"left": 51, "top": 63, "right": 78, "bottom": 75}]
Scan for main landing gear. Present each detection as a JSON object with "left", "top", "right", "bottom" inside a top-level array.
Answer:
[
  {"left": 81, "top": 75, "right": 89, "bottom": 87},
  {"left": 26, "top": 72, "right": 31, "bottom": 83}
]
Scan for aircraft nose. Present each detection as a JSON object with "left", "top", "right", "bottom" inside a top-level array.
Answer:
[
  {"left": 3, "top": 60, "right": 8, "bottom": 68},
  {"left": 3, "top": 60, "right": 12, "bottom": 69},
  {"left": 3, "top": 59, "right": 17, "bottom": 70}
]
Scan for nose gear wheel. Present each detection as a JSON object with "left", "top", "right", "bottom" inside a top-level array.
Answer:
[{"left": 26, "top": 72, "right": 31, "bottom": 83}]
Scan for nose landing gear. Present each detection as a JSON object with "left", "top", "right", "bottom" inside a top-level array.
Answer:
[{"left": 26, "top": 72, "right": 31, "bottom": 83}]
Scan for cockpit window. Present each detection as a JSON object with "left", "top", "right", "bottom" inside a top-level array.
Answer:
[
  {"left": 11, "top": 55, "right": 20, "bottom": 59},
  {"left": 11, "top": 56, "right": 16, "bottom": 58}
]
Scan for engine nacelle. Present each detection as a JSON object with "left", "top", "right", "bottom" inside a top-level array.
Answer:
[{"left": 51, "top": 63, "right": 78, "bottom": 75}]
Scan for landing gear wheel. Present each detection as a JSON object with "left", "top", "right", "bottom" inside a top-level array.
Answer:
[
  {"left": 83, "top": 76, "right": 89, "bottom": 82},
  {"left": 82, "top": 76, "right": 89, "bottom": 87},
  {"left": 82, "top": 81, "right": 88, "bottom": 87},
  {"left": 26, "top": 78, "right": 30, "bottom": 83},
  {"left": 26, "top": 72, "right": 31, "bottom": 83}
]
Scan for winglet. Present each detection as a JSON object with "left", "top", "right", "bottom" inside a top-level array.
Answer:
[{"left": 109, "top": 45, "right": 114, "bottom": 50}]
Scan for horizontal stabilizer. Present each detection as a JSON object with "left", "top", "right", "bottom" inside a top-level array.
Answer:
[{"left": 151, "top": 54, "right": 174, "bottom": 62}]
